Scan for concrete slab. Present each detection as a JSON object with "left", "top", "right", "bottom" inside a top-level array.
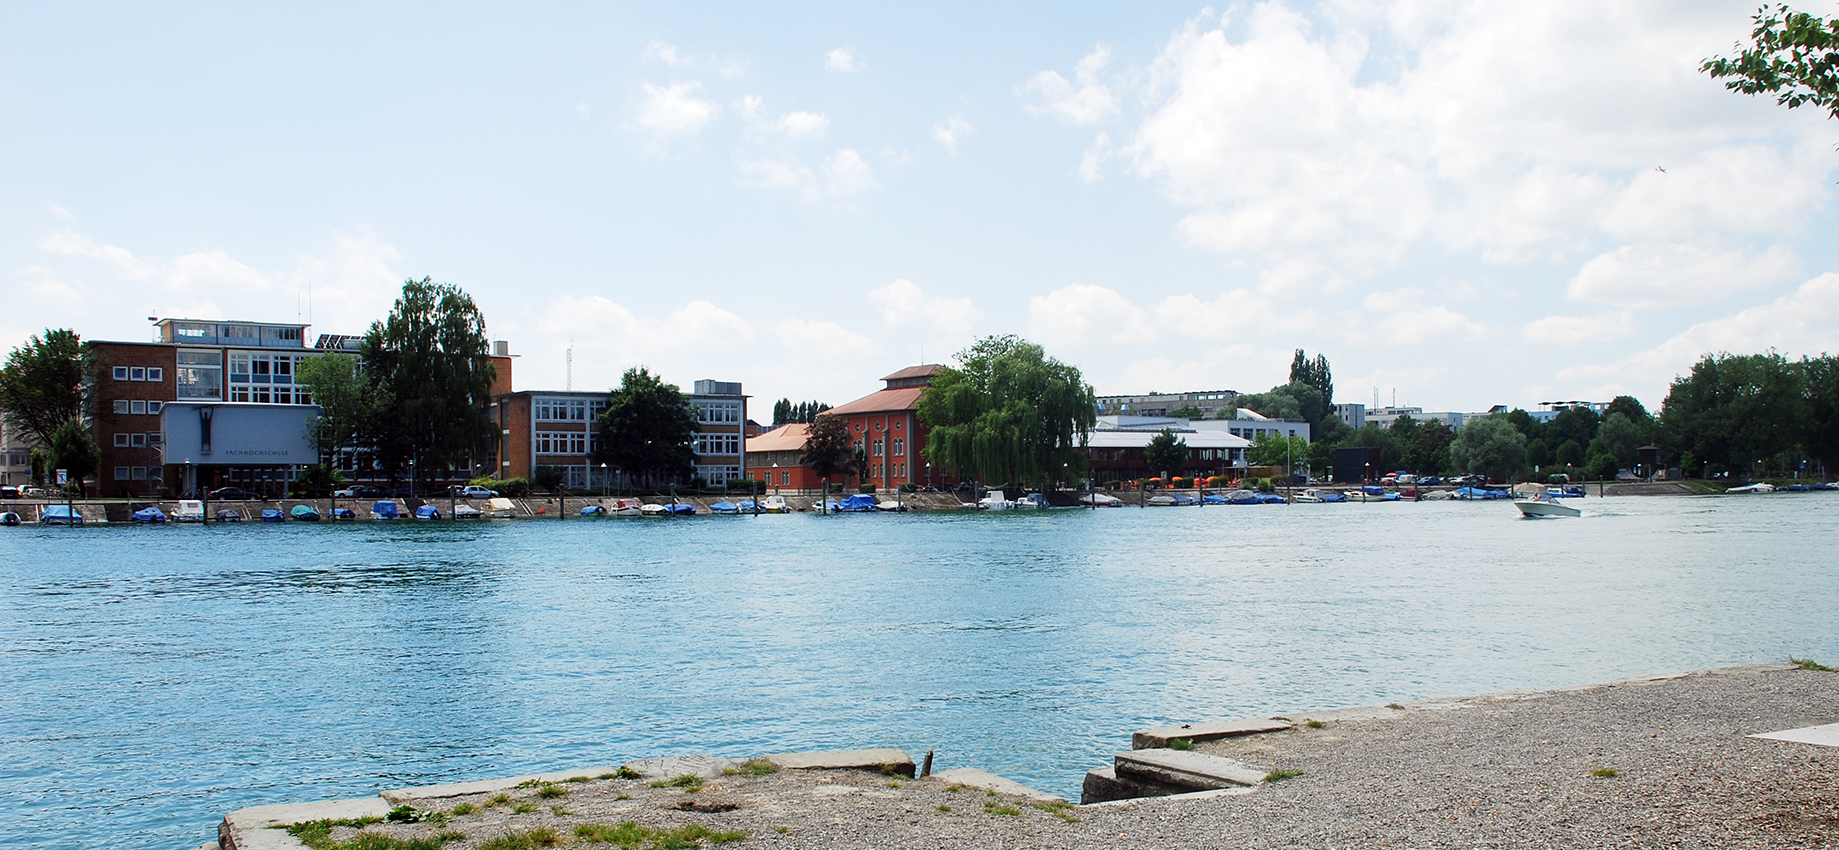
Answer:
[
  {"left": 1079, "top": 766, "right": 1192, "bottom": 805},
  {"left": 1750, "top": 721, "right": 1839, "bottom": 747},
  {"left": 1133, "top": 718, "right": 1294, "bottom": 749},
  {"left": 220, "top": 797, "right": 390, "bottom": 850},
  {"left": 621, "top": 754, "right": 740, "bottom": 780},
  {"left": 1081, "top": 781, "right": 1259, "bottom": 808},
  {"left": 1113, "top": 749, "right": 1268, "bottom": 791},
  {"left": 382, "top": 766, "right": 623, "bottom": 803},
  {"left": 762, "top": 748, "right": 915, "bottom": 778},
  {"left": 930, "top": 767, "right": 1063, "bottom": 802}
]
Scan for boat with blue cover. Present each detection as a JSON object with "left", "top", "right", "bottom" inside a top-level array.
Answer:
[
  {"left": 415, "top": 504, "right": 440, "bottom": 520},
  {"left": 709, "top": 500, "right": 741, "bottom": 514},
  {"left": 262, "top": 508, "right": 286, "bottom": 522},
  {"left": 290, "top": 505, "right": 321, "bottom": 521},
  {"left": 371, "top": 500, "right": 400, "bottom": 520},
  {"left": 132, "top": 506, "right": 167, "bottom": 523}
]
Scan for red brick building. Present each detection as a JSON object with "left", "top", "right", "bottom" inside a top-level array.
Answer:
[{"left": 821, "top": 364, "right": 958, "bottom": 490}]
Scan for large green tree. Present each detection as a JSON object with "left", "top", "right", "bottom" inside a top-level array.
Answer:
[
  {"left": 0, "top": 329, "right": 95, "bottom": 448},
  {"left": 1659, "top": 351, "right": 1806, "bottom": 476},
  {"left": 1803, "top": 354, "right": 1839, "bottom": 471},
  {"left": 49, "top": 417, "right": 100, "bottom": 495},
  {"left": 917, "top": 335, "right": 1096, "bottom": 489},
  {"left": 596, "top": 367, "right": 697, "bottom": 488},
  {"left": 1596, "top": 412, "right": 1643, "bottom": 467},
  {"left": 800, "top": 413, "right": 854, "bottom": 494},
  {"left": 1144, "top": 429, "right": 1189, "bottom": 477},
  {"left": 361, "top": 278, "right": 498, "bottom": 479},
  {"left": 1703, "top": 4, "right": 1839, "bottom": 120},
  {"left": 295, "top": 353, "right": 380, "bottom": 468},
  {"left": 1450, "top": 416, "right": 1528, "bottom": 482},
  {"left": 772, "top": 399, "right": 832, "bottom": 425},
  {"left": 1247, "top": 431, "right": 1309, "bottom": 469},
  {"left": 1288, "top": 349, "right": 1334, "bottom": 415}
]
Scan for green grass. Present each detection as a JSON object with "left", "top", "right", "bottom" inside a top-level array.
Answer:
[
  {"left": 983, "top": 800, "right": 1023, "bottom": 816},
  {"left": 736, "top": 758, "right": 778, "bottom": 776},
  {"left": 615, "top": 767, "right": 642, "bottom": 780},
  {"left": 1263, "top": 768, "right": 1304, "bottom": 783},
  {"left": 943, "top": 784, "right": 963, "bottom": 793},
  {"left": 564, "top": 775, "right": 592, "bottom": 783},
  {"left": 282, "top": 820, "right": 461, "bottom": 850},
  {"left": 1590, "top": 767, "right": 1620, "bottom": 778},
  {"left": 1032, "top": 800, "right": 1080, "bottom": 823},
  {"left": 534, "top": 783, "right": 567, "bottom": 799},
  {"left": 884, "top": 780, "right": 905, "bottom": 789},
  {"left": 1790, "top": 657, "right": 1835, "bottom": 671},
  {"left": 511, "top": 802, "right": 537, "bottom": 814},
  {"left": 1305, "top": 720, "right": 1327, "bottom": 729},
  {"left": 1167, "top": 738, "right": 1193, "bottom": 751},
  {"left": 449, "top": 803, "right": 476, "bottom": 816},
  {"left": 477, "top": 827, "right": 559, "bottom": 850},
  {"left": 773, "top": 825, "right": 790, "bottom": 834},
  {"left": 936, "top": 804, "right": 951, "bottom": 812},
  {"left": 385, "top": 805, "right": 445, "bottom": 825},
  {"left": 647, "top": 774, "right": 704, "bottom": 791},
  {"left": 614, "top": 793, "right": 632, "bottom": 801},
  {"left": 574, "top": 821, "right": 746, "bottom": 848},
  {"left": 549, "top": 804, "right": 571, "bottom": 816},
  {"left": 487, "top": 794, "right": 511, "bottom": 807},
  {"left": 1386, "top": 703, "right": 1405, "bottom": 710}
]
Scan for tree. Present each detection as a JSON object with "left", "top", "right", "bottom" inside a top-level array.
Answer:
[
  {"left": 1247, "top": 431, "right": 1309, "bottom": 469},
  {"left": 1144, "top": 429, "right": 1189, "bottom": 477},
  {"left": 1702, "top": 4, "right": 1839, "bottom": 121},
  {"left": 1659, "top": 352, "right": 1805, "bottom": 475},
  {"left": 1596, "top": 412, "right": 1643, "bottom": 466},
  {"left": 1450, "top": 416, "right": 1527, "bottom": 482},
  {"left": 1555, "top": 439, "right": 1585, "bottom": 469},
  {"left": 1544, "top": 406, "right": 1600, "bottom": 454},
  {"left": 49, "top": 418, "right": 99, "bottom": 495},
  {"left": 800, "top": 414, "right": 853, "bottom": 493},
  {"left": 295, "top": 353, "right": 379, "bottom": 469},
  {"left": 361, "top": 278, "right": 498, "bottom": 479},
  {"left": 771, "top": 399, "right": 832, "bottom": 425},
  {"left": 1339, "top": 423, "right": 1402, "bottom": 473},
  {"left": 597, "top": 367, "right": 697, "bottom": 489},
  {"left": 0, "top": 329, "right": 93, "bottom": 448},
  {"left": 917, "top": 335, "right": 1096, "bottom": 489},
  {"left": 1288, "top": 349, "right": 1334, "bottom": 417},
  {"left": 1168, "top": 404, "right": 1206, "bottom": 420},
  {"left": 851, "top": 444, "right": 871, "bottom": 488}
]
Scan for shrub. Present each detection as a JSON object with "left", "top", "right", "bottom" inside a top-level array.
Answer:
[
  {"left": 898, "top": 482, "right": 917, "bottom": 493},
  {"left": 859, "top": 484, "right": 876, "bottom": 493},
  {"left": 486, "top": 478, "right": 530, "bottom": 497}
]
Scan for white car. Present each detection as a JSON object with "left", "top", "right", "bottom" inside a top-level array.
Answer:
[{"left": 453, "top": 485, "right": 499, "bottom": 499}]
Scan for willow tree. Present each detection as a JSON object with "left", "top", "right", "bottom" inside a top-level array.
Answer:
[
  {"left": 917, "top": 334, "right": 1096, "bottom": 490},
  {"left": 360, "top": 278, "right": 497, "bottom": 480}
]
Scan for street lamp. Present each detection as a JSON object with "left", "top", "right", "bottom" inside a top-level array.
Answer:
[{"left": 600, "top": 462, "right": 608, "bottom": 495}]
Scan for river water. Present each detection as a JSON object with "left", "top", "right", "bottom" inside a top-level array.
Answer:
[{"left": 2, "top": 494, "right": 1835, "bottom": 849}]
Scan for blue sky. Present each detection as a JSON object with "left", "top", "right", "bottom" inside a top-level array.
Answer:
[{"left": 6, "top": 1, "right": 1837, "bottom": 414}]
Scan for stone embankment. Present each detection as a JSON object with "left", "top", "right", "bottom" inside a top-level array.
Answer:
[{"left": 198, "top": 663, "right": 1837, "bottom": 849}]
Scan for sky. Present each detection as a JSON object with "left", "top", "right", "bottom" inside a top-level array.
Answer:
[{"left": 5, "top": 0, "right": 1837, "bottom": 415}]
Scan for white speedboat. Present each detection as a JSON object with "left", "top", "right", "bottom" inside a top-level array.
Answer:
[
  {"left": 174, "top": 499, "right": 205, "bottom": 522},
  {"left": 758, "top": 495, "right": 789, "bottom": 513},
  {"left": 610, "top": 498, "right": 644, "bottom": 516},
  {"left": 1726, "top": 482, "right": 1776, "bottom": 494},
  {"left": 1013, "top": 493, "right": 1049, "bottom": 509},
  {"left": 976, "top": 490, "right": 1014, "bottom": 510},
  {"left": 1080, "top": 492, "right": 1124, "bottom": 507},
  {"left": 1293, "top": 488, "right": 1325, "bottom": 503},
  {"left": 1516, "top": 497, "right": 1581, "bottom": 518},
  {"left": 453, "top": 504, "right": 484, "bottom": 519}
]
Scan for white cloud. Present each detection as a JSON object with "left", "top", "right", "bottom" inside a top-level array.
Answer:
[
  {"left": 636, "top": 81, "right": 720, "bottom": 144},
  {"left": 287, "top": 230, "right": 404, "bottom": 335},
  {"left": 644, "top": 41, "right": 690, "bottom": 67},
  {"left": 1600, "top": 146, "right": 1830, "bottom": 240},
  {"left": 773, "top": 318, "right": 876, "bottom": 350},
  {"left": 869, "top": 279, "right": 981, "bottom": 337},
  {"left": 1557, "top": 273, "right": 1839, "bottom": 393},
  {"left": 39, "top": 232, "right": 271, "bottom": 295},
  {"left": 1565, "top": 239, "right": 1798, "bottom": 309},
  {"left": 1520, "top": 311, "right": 1636, "bottom": 347},
  {"left": 17, "top": 265, "right": 86, "bottom": 301},
  {"left": 1027, "top": 284, "right": 1151, "bottom": 345},
  {"left": 1019, "top": 45, "right": 1119, "bottom": 126},
  {"left": 47, "top": 203, "right": 75, "bottom": 220},
  {"left": 772, "top": 110, "right": 829, "bottom": 138},
  {"left": 576, "top": 102, "right": 589, "bottom": 118},
  {"left": 1154, "top": 289, "right": 1291, "bottom": 337},
  {"left": 1078, "top": 132, "right": 1111, "bottom": 183},
  {"left": 1355, "top": 289, "right": 1488, "bottom": 344},
  {"left": 823, "top": 149, "right": 878, "bottom": 198},
  {"left": 825, "top": 48, "right": 861, "bottom": 73},
  {"left": 931, "top": 115, "right": 974, "bottom": 154},
  {"left": 38, "top": 232, "right": 149, "bottom": 277}
]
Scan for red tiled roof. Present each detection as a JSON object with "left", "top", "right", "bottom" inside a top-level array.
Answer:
[
  {"left": 745, "top": 422, "right": 810, "bottom": 453},
  {"left": 880, "top": 364, "right": 942, "bottom": 382},
  {"left": 825, "top": 386, "right": 927, "bottom": 416}
]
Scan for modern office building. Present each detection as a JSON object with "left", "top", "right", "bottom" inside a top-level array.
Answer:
[
  {"left": 1087, "top": 415, "right": 1251, "bottom": 481},
  {"left": 1095, "top": 388, "right": 1240, "bottom": 418},
  {"left": 492, "top": 378, "right": 745, "bottom": 490}
]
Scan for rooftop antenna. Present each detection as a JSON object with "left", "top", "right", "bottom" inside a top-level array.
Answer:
[
  {"left": 1392, "top": 387, "right": 1396, "bottom": 408},
  {"left": 566, "top": 341, "right": 574, "bottom": 391}
]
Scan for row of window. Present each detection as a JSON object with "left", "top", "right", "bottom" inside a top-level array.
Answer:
[
  {"left": 852, "top": 418, "right": 904, "bottom": 433},
  {"left": 535, "top": 398, "right": 607, "bottom": 422},
  {"left": 113, "top": 466, "right": 154, "bottom": 481},
  {"left": 695, "top": 433, "right": 740, "bottom": 456},
  {"left": 113, "top": 399, "right": 166, "bottom": 415},
  {"left": 231, "top": 384, "right": 311, "bottom": 404},
  {"left": 113, "top": 366, "right": 166, "bottom": 382},
  {"left": 695, "top": 400, "right": 742, "bottom": 424},
  {"left": 695, "top": 464, "right": 740, "bottom": 482},
  {"left": 176, "top": 350, "right": 222, "bottom": 400},
  {"left": 868, "top": 438, "right": 906, "bottom": 457},
  {"left": 113, "top": 432, "right": 163, "bottom": 448},
  {"left": 534, "top": 431, "right": 594, "bottom": 455}
]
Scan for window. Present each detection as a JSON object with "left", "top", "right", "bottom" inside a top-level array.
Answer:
[
  {"left": 228, "top": 353, "right": 308, "bottom": 404},
  {"left": 113, "top": 366, "right": 130, "bottom": 381},
  {"left": 781, "top": 470, "right": 790, "bottom": 485},
  {"left": 114, "top": 466, "right": 131, "bottom": 481},
  {"left": 115, "top": 433, "right": 130, "bottom": 447},
  {"left": 693, "top": 400, "right": 741, "bottom": 424},
  {"left": 872, "top": 438, "right": 884, "bottom": 457},
  {"left": 132, "top": 467, "right": 149, "bottom": 481},
  {"left": 149, "top": 432, "right": 162, "bottom": 445},
  {"left": 130, "top": 366, "right": 146, "bottom": 381},
  {"left": 224, "top": 324, "right": 257, "bottom": 340},
  {"left": 147, "top": 367, "right": 163, "bottom": 382},
  {"left": 535, "top": 398, "right": 592, "bottom": 421},
  {"left": 534, "top": 431, "right": 588, "bottom": 455},
  {"left": 176, "top": 350, "right": 223, "bottom": 399},
  {"left": 131, "top": 433, "right": 147, "bottom": 448},
  {"left": 114, "top": 400, "right": 131, "bottom": 414},
  {"left": 147, "top": 401, "right": 162, "bottom": 414},
  {"left": 891, "top": 438, "right": 904, "bottom": 456},
  {"left": 694, "top": 433, "right": 740, "bottom": 456},
  {"left": 131, "top": 400, "right": 147, "bottom": 415}
]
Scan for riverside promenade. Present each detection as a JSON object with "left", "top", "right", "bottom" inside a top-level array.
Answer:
[{"left": 206, "top": 663, "right": 1837, "bottom": 849}]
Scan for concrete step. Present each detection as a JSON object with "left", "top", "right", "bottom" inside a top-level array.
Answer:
[
  {"left": 1112, "top": 748, "right": 1268, "bottom": 791},
  {"left": 762, "top": 748, "right": 916, "bottom": 778},
  {"left": 1080, "top": 766, "right": 1194, "bottom": 805},
  {"left": 1133, "top": 718, "right": 1293, "bottom": 749}
]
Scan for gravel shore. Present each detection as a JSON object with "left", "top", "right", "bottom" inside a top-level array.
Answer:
[{"left": 268, "top": 664, "right": 1837, "bottom": 849}]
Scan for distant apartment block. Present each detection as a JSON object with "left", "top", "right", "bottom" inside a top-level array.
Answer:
[
  {"left": 1095, "top": 389, "right": 1239, "bottom": 418},
  {"left": 1, "top": 414, "right": 35, "bottom": 486}
]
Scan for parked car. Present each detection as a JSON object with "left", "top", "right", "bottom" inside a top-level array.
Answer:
[
  {"left": 0, "top": 485, "right": 17, "bottom": 498},
  {"left": 451, "top": 485, "right": 498, "bottom": 499},
  {"left": 332, "top": 485, "right": 381, "bottom": 498},
  {"left": 19, "top": 485, "right": 49, "bottom": 498},
  {"left": 207, "top": 486, "right": 258, "bottom": 500}
]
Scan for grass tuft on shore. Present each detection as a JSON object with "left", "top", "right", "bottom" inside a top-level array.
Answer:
[
  {"left": 575, "top": 821, "right": 745, "bottom": 847},
  {"left": 983, "top": 800, "right": 1023, "bottom": 816},
  {"left": 1591, "top": 767, "right": 1620, "bottom": 778},
  {"left": 1167, "top": 738, "right": 1193, "bottom": 751},
  {"left": 283, "top": 818, "right": 461, "bottom": 850},
  {"left": 1305, "top": 720, "right": 1327, "bottom": 729},
  {"left": 1033, "top": 800, "right": 1080, "bottom": 823},
  {"left": 1264, "top": 768, "right": 1304, "bottom": 783},
  {"left": 478, "top": 827, "right": 559, "bottom": 849},
  {"left": 722, "top": 758, "right": 777, "bottom": 777},
  {"left": 1790, "top": 657, "right": 1834, "bottom": 671},
  {"left": 648, "top": 774, "right": 705, "bottom": 792}
]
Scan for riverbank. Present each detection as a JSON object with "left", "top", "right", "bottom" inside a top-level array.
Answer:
[{"left": 205, "top": 663, "right": 1837, "bottom": 849}]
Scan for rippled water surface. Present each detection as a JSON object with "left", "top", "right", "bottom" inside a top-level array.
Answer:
[{"left": 3, "top": 494, "right": 1836, "bottom": 849}]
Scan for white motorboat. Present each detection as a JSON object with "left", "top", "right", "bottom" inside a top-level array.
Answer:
[
  {"left": 609, "top": 498, "right": 644, "bottom": 516},
  {"left": 484, "top": 497, "right": 517, "bottom": 518},
  {"left": 758, "top": 495, "right": 789, "bottom": 513},
  {"left": 1515, "top": 496, "right": 1581, "bottom": 518},
  {"left": 1726, "top": 482, "right": 1776, "bottom": 494},
  {"left": 453, "top": 504, "right": 484, "bottom": 519},
  {"left": 174, "top": 499, "right": 205, "bottom": 522},
  {"left": 976, "top": 490, "right": 1014, "bottom": 510},
  {"left": 1293, "top": 489, "right": 1325, "bottom": 503},
  {"left": 1013, "top": 493, "right": 1049, "bottom": 509},
  {"left": 1079, "top": 492, "right": 1124, "bottom": 507}
]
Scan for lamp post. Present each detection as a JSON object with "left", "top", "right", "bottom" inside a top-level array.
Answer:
[{"left": 600, "top": 462, "right": 608, "bottom": 496}]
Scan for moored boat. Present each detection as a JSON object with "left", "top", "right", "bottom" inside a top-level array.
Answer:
[
  {"left": 371, "top": 500, "right": 400, "bottom": 520},
  {"left": 132, "top": 506, "right": 167, "bottom": 523},
  {"left": 453, "top": 503, "right": 483, "bottom": 519},
  {"left": 290, "top": 505, "right": 321, "bottom": 521},
  {"left": 39, "top": 504, "right": 83, "bottom": 525},
  {"left": 1727, "top": 482, "right": 1776, "bottom": 494},
  {"left": 0, "top": 511, "right": 21, "bottom": 526},
  {"left": 758, "top": 495, "right": 789, "bottom": 513},
  {"left": 709, "top": 500, "right": 741, "bottom": 514},
  {"left": 484, "top": 497, "right": 517, "bottom": 518},
  {"left": 1079, "top": 492, "right": 1124, "bottom": 507},
  {"left": 174, "top": 500, "right": 205, "bottom": 522},
  {"left": 262, "top": 508, "right": 286, "bottom": 523},
  {"left": 414, "top": 504, "right": 440, "bottom": 520}
]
